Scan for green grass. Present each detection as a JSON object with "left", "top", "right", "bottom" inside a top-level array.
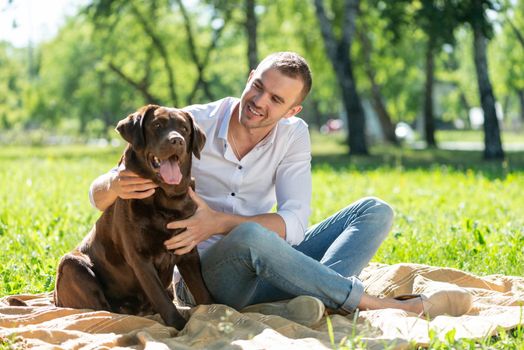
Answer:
[{"left": 0, "top": 137, "right": 523, "bottom": 348}]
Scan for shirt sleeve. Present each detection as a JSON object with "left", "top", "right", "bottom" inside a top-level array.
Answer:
[{"left": 275, "top": 124, "right": 312, "bottom": 246}]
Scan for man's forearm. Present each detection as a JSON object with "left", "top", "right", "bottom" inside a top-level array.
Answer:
[
  {"left": 90, "top": 172, "right": 118, "bottom": 211},
  {"left": 215, "top": 212, "right": 286, "bottom": 239}
]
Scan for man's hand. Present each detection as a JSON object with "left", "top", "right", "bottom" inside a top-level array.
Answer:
[
  {"left": 165, "top": 188, "right": 219, "bottom": 255},
  {"left": 110, "top": 169, "right": 158, "bottom": 199}
]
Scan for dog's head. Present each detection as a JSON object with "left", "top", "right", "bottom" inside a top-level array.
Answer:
[{"left": 116, "top": 105, "right": 206, "bottom": 194}]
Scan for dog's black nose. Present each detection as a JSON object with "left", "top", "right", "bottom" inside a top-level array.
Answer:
[{"left": 168, "top": 133, "right": 184, "bottom": 145}]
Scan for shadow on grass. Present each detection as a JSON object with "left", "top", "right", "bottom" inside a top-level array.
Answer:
[{"left": 312, "top": 146, "right": 524, "bottom": 179}]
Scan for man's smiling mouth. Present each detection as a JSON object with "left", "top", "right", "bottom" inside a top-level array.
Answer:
[{"left": 248, "top": 104, "right": 263, "bottom": 117}]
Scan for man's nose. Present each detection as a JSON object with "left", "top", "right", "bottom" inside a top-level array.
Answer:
[{"left": 253, "top": 91, "right": 270, "bottom": 108}]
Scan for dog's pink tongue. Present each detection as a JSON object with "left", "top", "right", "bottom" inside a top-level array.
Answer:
[{"left": 159, "top": 158, "right": 182, "bottom": 185}]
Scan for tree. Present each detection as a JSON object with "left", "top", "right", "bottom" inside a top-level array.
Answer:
[
  {"left": 0, "top": 43, "right": 29, "bottom": 128},
  {"left": 174, "top": 0, "right": 232, "bottom": 104},
  {"left": 375, "top": 0, "right": 459, "bottom": 148},
  {"left": 457, "top": 0, "right": 504, "bottom": 159},
  {"left": 356, "top": 2, "right": 398, "bottom": 144},
  {"left": 314, "top": 0, "right": 368, "bottom": 155},
  {"left": 498, "top": 1, "right": 524, "bottom": 124},
  {"left": 86, "top": 0, "right": 234, "bottom": 107},
  {"left": 417, "top": 1, "right": 458, "bottom": 147}
]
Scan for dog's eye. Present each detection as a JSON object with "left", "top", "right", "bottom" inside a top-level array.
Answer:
[{"left": 153, "top": 122, "right": 162, "bottom": 129}]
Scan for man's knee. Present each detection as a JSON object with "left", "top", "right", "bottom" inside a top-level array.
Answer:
[
  {"left": 366, "top": 196, "right": 394, "bottom": 219},
  {"left": 358, "top": 196, "right": 394, "bottom": 228}
]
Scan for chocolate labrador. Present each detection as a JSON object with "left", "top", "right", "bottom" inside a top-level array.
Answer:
[{"left": 54, "top": 105, "right": 212, "bottom": 330}]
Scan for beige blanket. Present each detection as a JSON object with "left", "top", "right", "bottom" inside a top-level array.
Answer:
[{"left": 1, "top": 263, "right": 523, "bottom": 349}]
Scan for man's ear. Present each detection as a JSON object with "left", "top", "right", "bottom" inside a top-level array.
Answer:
[
  {"left": 283, "top": 104, "right": 303, "bottom": 119},
  {"left": 115, "top": 105, "right": 157, "bottom": 150},
  {"left": 185, "top": 111, "right": 206, "bottom": 159}
]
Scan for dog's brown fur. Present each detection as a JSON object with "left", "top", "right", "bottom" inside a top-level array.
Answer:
[{"left": 54, "top": 105, "right": 212, "bottom": 329}]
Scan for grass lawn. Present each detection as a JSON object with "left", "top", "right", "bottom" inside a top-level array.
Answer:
[{"left": 0, "top": 135, "right": 523, "bottom": 348}]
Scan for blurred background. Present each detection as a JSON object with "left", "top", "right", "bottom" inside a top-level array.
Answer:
[{"left": 1, "top": 0, "right": 523, "bottom": 159}]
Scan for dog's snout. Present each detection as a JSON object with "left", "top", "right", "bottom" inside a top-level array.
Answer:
[{"left": 168, "top": 133, "right": 184, "bottom": 145}]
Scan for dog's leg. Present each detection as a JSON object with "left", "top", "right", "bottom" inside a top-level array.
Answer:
[
  {"left": 177, "top": 249, "right": 214, "bottom": 305},
  {"left": 54, "top": 252, "right": 111, "bottom": 310},
  {"left": 130, "top": 260, "right": 187, "bottom": 330}
]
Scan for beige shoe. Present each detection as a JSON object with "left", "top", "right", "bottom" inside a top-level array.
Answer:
[
  {"left": 241, "top": 295, "right": 325, "bottom": 327},
  {"left": 395, "top": 287, "right": 473, "bottom": 318}
]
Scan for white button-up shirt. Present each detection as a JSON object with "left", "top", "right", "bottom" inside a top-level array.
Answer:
[
  {"left": 90, "top": 97, "right": 312, "bottom": 252},
  {"left": 185, "top": 97, "right": 312, "bottom": 250}
]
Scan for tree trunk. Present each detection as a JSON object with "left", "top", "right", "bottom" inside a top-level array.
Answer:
[
  {"left": 472, "top": 27, "right": 504, "bottom": 160},
  {"left": 245, "top": 0, "right": 258, "bottom": 71},
  {"left": 314, "top": 0, "right": 368, "bottom": 155},
  {"left": 424, "top": 36, "right": 437, "bottom": 147},
  {"left": 518, "top": 89, "right": 524, "bottom": 124},
  {"left": 339, "top": 58, "right": 368, "bottom": 154},
  {"left": 358, "top": 27, "right": 397, "bottom": 144},
  {"left": 459, "top": 91, "right": 471, "bottom": 128}
]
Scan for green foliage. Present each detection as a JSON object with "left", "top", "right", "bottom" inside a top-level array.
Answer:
[
  {"left": 0, "top": 42, "right": 30, "bottom": 129},
  {"left": 0, "top": 0, "right": 522, "bottom": 142},
  {"left": 355, "top": 1, "right": 427, "bottom": 123}
]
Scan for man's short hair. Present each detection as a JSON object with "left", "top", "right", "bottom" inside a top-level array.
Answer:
[{"left": 256, "top": 52, "right": 312, "bottom": 104}]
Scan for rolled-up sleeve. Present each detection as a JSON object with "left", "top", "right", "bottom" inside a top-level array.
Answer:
[
  {"left": 88, "top": 166, "right": 119, "bottom": 210},
  {"left": 275, "top": 126, "right": 312, "bottom": 245}
]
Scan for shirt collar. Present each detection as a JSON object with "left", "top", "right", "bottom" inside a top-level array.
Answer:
[{"left": 217, "top": 98, "right": 238, "bottom": 141}]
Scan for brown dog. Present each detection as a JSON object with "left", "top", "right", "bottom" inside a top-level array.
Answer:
[{"left": 54, "top": 105, "right": 212, "bottom": 329}]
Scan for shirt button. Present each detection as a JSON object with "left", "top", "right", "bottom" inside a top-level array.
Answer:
[
  {"left": 231, "top": 192, "right": 236, "bottom": 196},
  {"left": 238, "top": 165, "right": 243, "bottom": 170}
]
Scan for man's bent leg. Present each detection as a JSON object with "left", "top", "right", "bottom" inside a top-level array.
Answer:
[
  {"left": 295, "top": 197, "right": 394, "bottom": 277},
  {"left": 200, "top": 222, "right": 364, "bottom": 313}
]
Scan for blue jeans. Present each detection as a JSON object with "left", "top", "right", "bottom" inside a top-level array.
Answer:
[{"left": 176, "top": 197, "right": 393, "bottom": 313}]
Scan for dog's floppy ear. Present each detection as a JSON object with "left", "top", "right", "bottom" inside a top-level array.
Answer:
[
  {"left": 185, "top": 111, "right": 206, "bottom": 159},
  {"left": 115, "top": 105, "right": 157, "bottom": 150}
]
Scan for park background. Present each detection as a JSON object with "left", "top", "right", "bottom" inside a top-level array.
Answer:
[{"left": 0, "top": 0, "right": 523, "bottom": 348}]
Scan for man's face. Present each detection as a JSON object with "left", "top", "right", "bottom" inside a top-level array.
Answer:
[{"left": 238, "top": 66, "right": 304, "bottom": 132}]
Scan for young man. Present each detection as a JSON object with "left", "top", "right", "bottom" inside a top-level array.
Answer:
[{"left": 90, "top": 52, "right": 462, "bottom": 325}]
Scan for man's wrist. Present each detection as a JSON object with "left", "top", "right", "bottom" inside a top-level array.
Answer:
[{"left": 214, "top": 211, "right": 239, "bottom": 235}]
